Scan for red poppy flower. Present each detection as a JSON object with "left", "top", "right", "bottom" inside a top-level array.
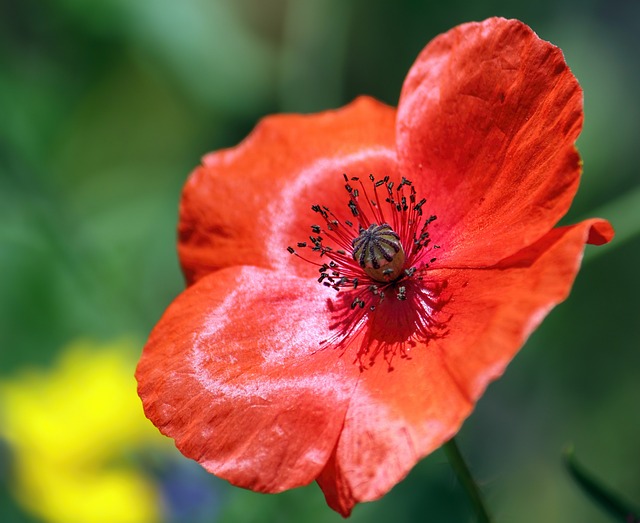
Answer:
[{"left": 136, "top": 17, "right": 613, "bottom": 516}]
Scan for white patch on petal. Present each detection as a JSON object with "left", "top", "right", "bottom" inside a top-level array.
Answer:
[
  {"left": 189, "top": 267, "right": 354, "bottom": 404},
  {"left": 266, "top": 148, "right": 397, "bottom": 272}
]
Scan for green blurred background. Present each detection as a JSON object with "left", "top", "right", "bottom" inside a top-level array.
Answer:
[{"left": 1, "top": 0, "right": 638, "bottom": 522}]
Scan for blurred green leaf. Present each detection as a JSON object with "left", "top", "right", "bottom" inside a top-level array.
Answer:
[
  {"left": 279, "top": 0, "right": 353, "bottom": 112},
  {"left": 51, "top": 0, "right": 278, "bottom": 113},
  {"left": 564, "top": 447, "right": 640, "bottom": 522}
]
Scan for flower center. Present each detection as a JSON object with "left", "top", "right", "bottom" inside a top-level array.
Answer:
[
  {"left": 286, "top": 173, "right": 438, "bottom": 300},
  {"left": 286, "top": 173, "right": 447, "bottom": 368},
  {"left": 352, "top": 223, "right": 406, "bottom": 282}
]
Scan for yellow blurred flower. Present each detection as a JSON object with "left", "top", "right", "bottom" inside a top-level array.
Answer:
[{"left": 0, "top": 339, "right": 168, "bottom": 523}]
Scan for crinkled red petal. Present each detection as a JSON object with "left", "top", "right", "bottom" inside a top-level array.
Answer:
[
  {"left": 397, "top": 17, "right": 584, "bottom": 267},
  {"left": 431, "top": 218, "right": 613, "bottom": 401},
  {"left": 136, "top": 266, "right": 360, "bottom": 492},
  {"left": 178, "top": 96, "right": 397, "bottom": 285},
  {"left": 317, "top": 218, "right": 612, "bottom": 516}
]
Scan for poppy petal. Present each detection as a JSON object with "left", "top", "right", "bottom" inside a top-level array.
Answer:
[
  {"left": 397, "top": 17, "right": 584, "bottom": 267},
  {"left": 178, "top": 96, "right": 397, "bottom": 285},
  {"left": 317, "top": 218, "right": 612, "bottom": 515},
  {"left": 136, "top": 266, "right": 361, "bottom": 492},
  {"left": 431, "top": 217, "right": 613, "bottom": 401},
  {"left": 317, "top": 345, "right": 473, "bottom": 516}
]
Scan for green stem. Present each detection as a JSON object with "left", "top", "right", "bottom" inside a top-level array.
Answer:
[{"left": 443, "top": 438, "right": 492, "bottom": 523}]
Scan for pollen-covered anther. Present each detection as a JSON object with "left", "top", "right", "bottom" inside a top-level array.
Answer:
[{"left": 352, "top": 223, "right": 406, "bottom": 282}]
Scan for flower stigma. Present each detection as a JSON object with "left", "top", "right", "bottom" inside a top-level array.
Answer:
[
  {"left": 287, "top": 173, "right": 448, "bottom": 369},
  {"left": 352, "top": 223, "right": 406, "bottom": 282}
]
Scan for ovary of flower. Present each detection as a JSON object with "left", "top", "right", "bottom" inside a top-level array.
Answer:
[{"left": 0, "top": 339, "right": 169, "bottom": 523}]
